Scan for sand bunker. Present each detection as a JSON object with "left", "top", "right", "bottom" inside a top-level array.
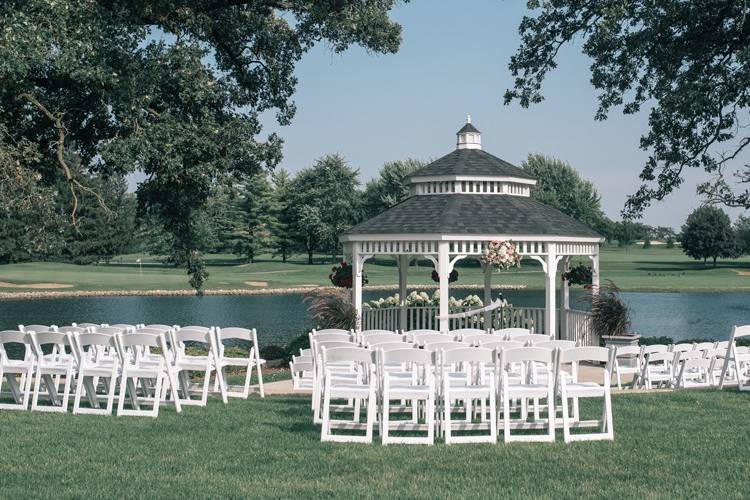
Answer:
[
  {"left": 0, "top": 281, "right": 73, "bottom": 289},
  {"left": 244, "top": 281, "right": 269, "bottom": 287},
  {"left": 734, "top": 270, "right": 750, "bottom": 277}
]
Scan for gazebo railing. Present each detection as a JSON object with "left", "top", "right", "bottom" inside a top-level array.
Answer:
[{"left": 361, "top": 305, "right": 597, "bottom": 346}]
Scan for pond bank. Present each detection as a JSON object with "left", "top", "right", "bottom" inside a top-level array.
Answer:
[{"left": 0, "top": 283, "right": 528, "bottom": 301}]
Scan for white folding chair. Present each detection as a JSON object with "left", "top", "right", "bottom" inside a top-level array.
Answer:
[
  {"left": 320, "top": 346, "right": 378, "bottom": 443},
  {"left": 72, "top": 332, "right": 120, "bottom": 415},
  {"left": 719, "top": 325, "right": 750, "bottom": 390},
  {"left": 0, "top": 330, "right": 35, "bottom": 410},
  {"left": 440, "top": 347, "right": 497, "bottom": 444},
  {"left": 405, "top": 329, "right": 444, "bottom": 342},
  {"left": 311, "top": 340, "right": 358, "bottom": 423},
  {"left": 312, "top": 328, "right": 352, "bottom": 336},
  {"left": 499, "top": 347, "right": 555, "bottom": 443},
  {"left": 378, "top": 348, "right": 436, "bottom": 445},
  {"left": 557, "top": 347, "right": 614, "bottom": 443},
  {"left": 415, "top": 333, "right": 458, "bottom": 347},
  {"left": 612, "top": 345, "right": 642, "bottom": 389},
  {"left": 29, "top": 331, "right": 77, "bottom": 412},
  {"left": 450, "top": 328, "right": 487, "bottom": 342},
  {"left": 494, "top": 327, "right": 533, "bottom": 340},
  {"left": 474, "top": 339, "right": 524, "bottom": 349},
  {"left": 170, "top": 327, "right": 225, "bottom": 406},
  {"left": 290, "top": 355, "right": 314, "bottom": 392},
  {"left": 675, "top": 353, "right": 714, "bottom": 388},
  {"left": 642, "top": 351, "right": 677, "bottom": 389},
  {"left": 214, "top": 327, "right": 265, "bottom": 398},
  {"left": 115, "top": 332, "right": 175, "bottom": 417}
]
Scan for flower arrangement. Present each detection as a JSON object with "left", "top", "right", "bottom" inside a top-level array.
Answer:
[
  {"left": 562, "top": 262, "right": 593, "bottom": 287},
  {"left": 481, "top": 240, "right": 522, "bottom": 270},
  {"left": 431, "top": 269, "right": 459, "bottom": 283},
  {"left": 364, "top": 291, "right": 484, "bottom": 309},
  {"left": 329, "top": 261, "right": 368, "bottom": 288}
]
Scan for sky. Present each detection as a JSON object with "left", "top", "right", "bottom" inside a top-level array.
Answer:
[{"left": 134, "top": 0, "right": 747, "bottom": 229}]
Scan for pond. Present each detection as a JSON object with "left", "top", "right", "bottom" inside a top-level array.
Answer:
[{"left": 0, "top": 289, "right": 747, "bottom": 346}]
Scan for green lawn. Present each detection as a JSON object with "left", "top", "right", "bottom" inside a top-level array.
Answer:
[
  {"left": 0, "top": 390, "right": 748, "bottom": 498},
  {"left": 0, "top": 246, "right": 749, "bottom": 293}
]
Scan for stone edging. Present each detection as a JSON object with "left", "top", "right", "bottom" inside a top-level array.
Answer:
[{"left": 0, "top": 283, "right": 527, "bottom": 301}]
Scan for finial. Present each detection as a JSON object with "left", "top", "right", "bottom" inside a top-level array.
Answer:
[{"left": 466, "top": 114, "right": 471, "bottom": 124}]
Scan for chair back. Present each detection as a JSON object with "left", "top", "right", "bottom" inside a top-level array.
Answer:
[
  {"left": 110, "top": 324, "right": 136, "bottom": 331},
  {"left": 406, "top": 329, "right": 443, "bottom": 341},
  {"left": 179, "top": 325, "right": 211, "bottom": 333},
  {"left": 95, "top": 327, "right": 126, "bottom": 335},
  {"left": 421, "top": 341, "right": 467, "bottom": 352},
  {"left": 322, "top": 346, "right": 375, "bottom": 366},
  {"left": 0, "top": 330, "right": 31, "bottom": 361},
  {"left": 312, "top": 328, "right": 351, "bottom": 335},
  {"left": 310, "top": 333, "right": 351, "bottom": 344},
  {"left": 417, "top": 334, "right": 457, "bottom": 346},
  {"left": 642, "top": 344, "right": 668, "bottom": 354},
  {"left": 614, "top": 345, "right": 641, "bottom": 357},
  {"left": 450, "top": 328, "right": 486, "bottom": 338},
  {"left": 371, "top": 341, "right": 415, "bottom": 351},
  {"left": 678, "top": 349, "right": 704, "bottom": 361},
  {"left": 441, "top": 347, "right": 495, "bottom": 365},
  {"left": 56, "top": 325, "right": 87, "bottom": 334},
  {"left": 19, "top": 325, "right": 54, "bottom": 333},
  {"left": 511, "top": 333, "right": 553, "bottom": 345},
  {"left": 174, "top": 328, "right": 214, "bottom": 344},
  {"left": 645, "top": 351, "right": 675, "bottom": 363},
  {"left": 536, "top": 340, "right": 578, "bottom": 350},
  {"left": 75, "top": 323, "right": 100, "bottom": 328},
  {"left": 671, "top": 343, "right": 695, "bottom": 352},
  {"left": 475, "top": 340, "right": 523, "bottom": 350},
  {"left": 500, "top": 347, "right": 554, "bottom": 365},
  {"left": 362, "top": 333, "right": 403, "bottom": 346},
  {"left": 360, "top": 329, "right": 396, "bottom": 337},
  {"left": 380, "top": 347, "right": 433, "bottom": 366},
  {"left": 144, "top": 324, "right": 174, "bottom": 332},
  {"left": 495, "top": 327, "right": 532, "bottom": 338},
  {"left": 559, "top": 346, "right": 610, "bottom": 364}
]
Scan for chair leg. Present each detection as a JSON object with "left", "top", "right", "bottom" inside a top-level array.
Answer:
[
  {"left": 427, "top": 393, "right": 435, "bottom": 445},
  {"left": 382, "top": 391, "right": 390, "bottom": 445},
  {"left": 151, "top": 373, "right": 163, "bottom": 418},
  {"left": 320, "top": 386, "right": 332, "bottom": 442},
  {"left": 365, "top": 387, "right": 376, "bottom": 444},
  {"left": 502, "top": 387, "right": 511, "bottom": 444},
  {"left": 31, "top": 369, "right": 43, "bottom": 411},
  {"left": 444, "top": 384, "right": 452, "bottom": 445},
  {"left": 117, "top": 372, "right": 129, "bottom": 416},
  {"left": 561, "top": 386, "right": 571, "bottom": 443},
  {"left": 256, "top": 362, "right": 265, "bottom": 398},
  {"left": 489, "top": 384, "right": 497, "bottom": 442}
]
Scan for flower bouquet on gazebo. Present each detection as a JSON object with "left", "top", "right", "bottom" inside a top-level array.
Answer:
[
  {"left": 329, "top": 261, "right": 368, "bottom": 288},
  {"left": 481, "top": 240, "right": 522, "bottom": 270}
]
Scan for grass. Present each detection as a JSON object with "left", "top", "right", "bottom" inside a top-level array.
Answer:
[
  {"left": 0, "top": 245, "right": 749, "bottom": 293},
  {"left": 0, "top": 390, "right": 748, "bottom": 498}
]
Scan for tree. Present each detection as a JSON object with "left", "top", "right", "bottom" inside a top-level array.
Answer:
[
  {"left": 233, "top": 173, "right": 274, "bottom": 263},
  {"left": 1, "top": 1, "right": 403, "bottom": 290},
  {"left": 680, "top": 206, "right": 735, "bottom": 267},
  {"left": 62, "top": 176, "right": 137, "bottom": 264},
  {"left": 0, "top": 125, "right": 62, "bottom": 263},
  {"left": 522, "top": 153, "right": 605, "bottom": 227},
  {"left": 665, "top": 236, "right": 676, "bottom": 249},
  {"left": 269, "top": 170, "right": 295, "bottom": 263},
  {"left": 642, "top": 236, "right": 651, "bottom": 249},
  {"left": 734, "top": 215, "right": 750, "bottom": 257},
  {"left": 288, "top": 155, "right": 362, "bottom": 264},
  {"left": 362, "top": 158, "right": 424, "bottom": 217},
  {"left": 505, "top": 2, "right": 750, "bottom": 217}
]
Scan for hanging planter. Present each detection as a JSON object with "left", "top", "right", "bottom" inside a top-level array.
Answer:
[
  {"left": 431, "top": 269, "right": 459, "bottom": 283},
  {"left": 562, "top": 262, "right": 593, "bottom": 287},
  {"left": 329, "top": 261, "right": 368, "bottom": 288},
  {"left": 481, "top": 240, "right": 522, "bottom": 270}
]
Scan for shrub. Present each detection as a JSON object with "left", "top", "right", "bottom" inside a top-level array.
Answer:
[
  {"left": 303, "top": 288, "right": 357, "bottom": 330},
  {"left": 583, "top": 281, "right": 631, "bottom": 337},
  {"left": 260, "top": 345, "right": 286, "bottom": 361},
  {"left": 642, "top": 237, "right": 651, "bottom": 249},
  {"left": 284, "top": 333, "right": 311, "bottom": 362}
]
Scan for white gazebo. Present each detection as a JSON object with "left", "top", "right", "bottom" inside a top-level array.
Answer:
[{"left": 341, "top": 117, "right": 603, "bottom": 343}]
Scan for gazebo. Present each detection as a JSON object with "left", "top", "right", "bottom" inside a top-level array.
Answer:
[{"left": 341, "top": 117, "right": 603, "bottom": 343}]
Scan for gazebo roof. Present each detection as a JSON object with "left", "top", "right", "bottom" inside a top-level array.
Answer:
[
  {"left": 409, "top": 148, "right": 535, "bottom": 180},
  {"left": 343, "top": 194, "right": 601, "bottom": 238}
]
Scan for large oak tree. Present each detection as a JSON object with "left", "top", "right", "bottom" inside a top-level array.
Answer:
[
  {"left": 0, "top": 0, "right": 404, "bottom": 290},
  {"left": 505, "top": 1, "right": 750, "bottom": 218}
]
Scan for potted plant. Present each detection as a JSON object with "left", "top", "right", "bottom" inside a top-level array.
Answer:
[
  {"left": 431, "top": 269, "right": 458, "bottom": 283},
  {"left": 481, "top": 240, "right": 522, "bottom": 270},
  {"left": 329, "top": 261, "right": 368, "bottom": 288},
  {"left": 584, "top": 281, "right": 640, "bottom": 347},
  {"left": 562, "top": 262, "right": 593, "bottom": 288}
]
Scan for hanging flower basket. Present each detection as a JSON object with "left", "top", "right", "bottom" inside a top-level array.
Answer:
[
  {"left": 481, "top": 240, "right": 522, "bottom": 270},
  {"left": 431, "top": 269, "right": 459, "bottom": 283},
  {"left": 562, "top": 262, "right": 593, "bottom": 287},
  {"left": 329, "top": 261, "right": 368, "bottom": 288}
]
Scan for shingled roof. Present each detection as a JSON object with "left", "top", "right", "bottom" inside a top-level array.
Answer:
[
  {"left": 457, "top": 122, "right": 480, "bottom": 134},
  {"left": 410, "top": 149, "right": 536, "bottom": 180},
  {"left": 343, "top": 194, "right": 601, "bottom": 238}
]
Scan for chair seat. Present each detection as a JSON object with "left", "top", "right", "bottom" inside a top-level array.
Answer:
[
  {"left": 387, "top": 384, "right": 432, "bottom": 398},
  {"left": 2, "top": 359, "right": 34, "bottom": 370},
  {"left": 447, "top": 384, "right": 493, "bottom": 398},
  {"left": 328, "top": 383, "right": 371, "bottom": 398},
  {"left": 219, "top": 357, "right": 265, "bottom": 367},
  {"left": 563, "top": 382, "right": 605, "bottom": 397},
  {"left": 506, "top": 383, "right": 550, "bottom": 396}
]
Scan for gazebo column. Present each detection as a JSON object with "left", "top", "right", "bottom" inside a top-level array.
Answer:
[
  {"left": 398, "top": 255, "right": 410, "bottom": 332},
  {"left": 482, "top": 262, "right": 493, "bottom": 331},
  {"left": 438, "top": 242, "right": 450, "bottom": 333},
  {"left": 544, "top": 244, "right": 560, "bottom": 337},
  {"left": 560, "top": 256, "right": 570, "bottom": 340},
  {"left": 351, "top": 243, "right": 363, "bottom": 331},
  {"left": 589, "top": 248, "right": 600, "bottom": 293}
]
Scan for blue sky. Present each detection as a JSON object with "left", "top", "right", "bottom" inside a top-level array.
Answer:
[
  {"left": 133, "top": 1, "right": 745, "bottom": 228},
  {"left": 259, "top": 0, "right": 749, "bottom": 228}
]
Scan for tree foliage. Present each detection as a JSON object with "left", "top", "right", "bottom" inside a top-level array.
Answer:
[
  {"left": 362, "top": 158, "right": 424, "bottom": 217},
  {"left": 734, "top": 215, "right": 750, "bottom": 257},
  {"left": 522, "top": 153, "right": 605, "bottom": 227},
  {"left": 0, "top": 0, "right": 404, "bottom": 289},
  {"left": 506, "top": 1, "right": 750, "bottom": 217},
  {"left": 287, "top": 154, "right": 361, "bottom": 264},
  {"left": 680, "top": 206, "right": 735, "bottom": 266}
]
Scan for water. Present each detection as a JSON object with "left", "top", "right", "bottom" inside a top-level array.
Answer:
[{"left": 0, "top": 290, "right": 747, "bottom": 345}]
